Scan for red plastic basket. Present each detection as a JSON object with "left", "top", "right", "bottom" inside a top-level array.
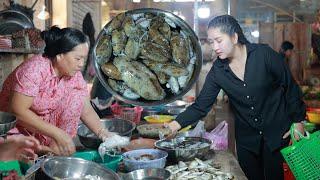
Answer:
[
  {"left": 111, "top": 103, "right": 143, "bottom": 124},
  {"left": 283, "top": 162, "right": 295, "bottom": 180}
]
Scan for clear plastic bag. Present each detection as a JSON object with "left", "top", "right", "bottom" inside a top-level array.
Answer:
[
  {"left": 204, "top": 120, "right": 228, "bottom": 150},
  {"left": 189, "top": 121, "right": 205, "bottom": 137}
]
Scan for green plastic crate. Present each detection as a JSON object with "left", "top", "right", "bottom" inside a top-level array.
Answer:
[
  {"left": 73, "top": 150, "right": 122, "bottom": 172},
  {"left": 281, "top": 124, "right": 320, "bottom": 180}
]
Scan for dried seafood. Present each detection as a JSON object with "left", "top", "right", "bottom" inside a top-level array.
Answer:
[
  {"left": 95, "top": 10, "right": 198, "bottom": 101},
  {"left": 158, "top": 138, "right": 210, "bottom": 150},
  {"left": 166, "top": 158, "right": 234, "bottom": 180},
  {"left": 137, "top": 124, "right": 172, "bottom": 138}
]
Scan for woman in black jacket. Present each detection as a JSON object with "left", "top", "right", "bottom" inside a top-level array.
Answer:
[{"left": 167, "top": 15, "right": 306, "bottom": 180}]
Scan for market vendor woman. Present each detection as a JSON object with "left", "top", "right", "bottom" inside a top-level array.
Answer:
[
  {"left": 167, "top": 15, "right": 306, "bottom": 180},
  {"left": 0, "top": 26, "right": 114, "bottom": 156}
]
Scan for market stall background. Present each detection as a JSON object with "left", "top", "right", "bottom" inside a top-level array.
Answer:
[{"left": 0, "top": 1, "right": 320, "bottom": 179}]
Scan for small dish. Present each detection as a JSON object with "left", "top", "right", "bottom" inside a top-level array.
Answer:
[{"left": 144, "top": 115, "right": 174, "bottom": 124}]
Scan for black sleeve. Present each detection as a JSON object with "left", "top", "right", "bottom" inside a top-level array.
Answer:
[
  {"left": 175, "top": 66, "right": 221, "bottom": 128},
  {"left": 264, "top": 45, "right": 306, "bottom": 123}
]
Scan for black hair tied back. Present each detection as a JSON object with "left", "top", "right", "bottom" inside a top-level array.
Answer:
[
  {"left": 208, "top": 15, "right": 249, "bottom": 45},
  {"left": 41, "top": 26, "right": 62, "bottom": 58},
  {"left": 41, "top": 26, "right": 88, "bottom": 59}
]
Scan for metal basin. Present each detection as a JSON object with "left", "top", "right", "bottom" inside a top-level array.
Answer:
[
  {"left": 0, "top": 10, "right": 34, "bottom": 35},
  {"left": 77, "top": 118, "right": 136, "bottom": 149},
  {"left": 93, "top": 8, "right": 202, "bottom": 106},
  {"left": 41, "top": 156, "right": 120, "bottom": 180},
  {"left": 122, "top": 168, "right": 171, "bottom": 180},
  {"left": 155, "top": 137, "right": 211, "bottom": 163},
  {"left": 0, "top": 111, "right": 16, "bottom": 136},
  {"left": 167, "top": 108, "right": 186, "bottom": 116},
  {"left": 164, "top": 100, "right": 187, "bottom": 110}
]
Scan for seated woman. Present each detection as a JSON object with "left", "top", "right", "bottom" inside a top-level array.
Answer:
[{"left": 0, "top": 26, "right": 114, "bottom": 156}]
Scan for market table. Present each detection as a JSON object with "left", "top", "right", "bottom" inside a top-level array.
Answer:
[
  {"left": 117, "top": 149, "right": 247, "bottom": 180},
  {"left": 208, "top": 150, "right": 247, "bottom": 180}
]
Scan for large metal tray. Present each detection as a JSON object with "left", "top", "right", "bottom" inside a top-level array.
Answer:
[{"left": 92, "top": 8, "right": 202, "bottom": 106}]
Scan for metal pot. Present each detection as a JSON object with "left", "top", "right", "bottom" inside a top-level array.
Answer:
[
  {"left": 92, "top": 8, "right": 203, "bottom": 106},
  {"left": 0, "top": 9, "right": 34, "bottom": 35},
  {"left": 122, "top": 168, "right": 171, "bottom": 180},
  {"left": 0, "top": 111, "right": 16, "bottom": 136},
  {"left": 40, "top": 157, "right": 120, "bottom": 180},
  {"left": 164, "top": 100, "right": 187, "bottom": 109},
  {"left": 155, "top": 137, "right": 212, "bottom": 163},
  {"left": 141, "top": 106, "right": 164, "bottom": 119},
  {"left": 77, "top": 118, "right": 136, "bottom": 149}
]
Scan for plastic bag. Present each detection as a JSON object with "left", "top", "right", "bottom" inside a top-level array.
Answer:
[
  {"left": 189, "top": 121, "right": 205, "bottom": 137},
  {"left": 204, "top": 120, "right": 228, "bottom": 150}
]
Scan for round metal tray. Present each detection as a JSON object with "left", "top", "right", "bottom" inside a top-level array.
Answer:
[{"left": 92, "top": 8, "right": 202, "bottom": 106}]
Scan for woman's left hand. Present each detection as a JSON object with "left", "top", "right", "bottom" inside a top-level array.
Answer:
[{"left": 282, "top": 122, "right": 305, "bottom": 141}]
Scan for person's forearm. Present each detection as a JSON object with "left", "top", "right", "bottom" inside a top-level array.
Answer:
[
  {"left": 80, "top": 99, "right": 104, "bottom": 136},
  {"left": 11, "top": 108, "right": 60, "bottom": 139}
]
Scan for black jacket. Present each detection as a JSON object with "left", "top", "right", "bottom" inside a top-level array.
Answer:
[{"left": 176, "top": 43, "right": 306, "bottom": 153}]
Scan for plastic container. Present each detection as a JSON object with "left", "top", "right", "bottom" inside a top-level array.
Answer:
[
  {"left": 73, "top": 150, "right": 122, "bottom": 172},
  {"left": 306, "top": 111, "right": 320, "bottom": 124},
  {"left": 0, "top": 160, "right": 22, "bottom": 176},
  {"left": 122, "top": 149, "right": 168, "bottom": 172},
  {"left": 144, "top": 115, "right": 174, "bottom": 124},
  {"left": 111, "top": 103, "right": 143, "bottom": 124}
]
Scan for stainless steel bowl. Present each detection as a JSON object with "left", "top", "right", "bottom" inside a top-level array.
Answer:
[
  {"left": 77, "top": 118, "right": 136, "bottom": 149},
  {"left": 122, "top": 168, "right": 171, "bottom": 180},
  {"left": 175, "top": 131, "right": 194, "bottom": 138},
  {"left": 41, "top": 157, "right": 120, "bottom": 180},
  {"left": 0, "top": 111, "right": 16, "bottom": 136},
  {"left": 167, "top": 108, "right": 186, "bottom": 115},
  {"left": 155, "top": 137, "right": 211, "bottom": 163},
  {"left": 93, "top": 8, "right": 202, "bottom": 106},
  {"left": 141, "top": 106, "right": 164, "bottom": 119},
  {"left": 164, "top": 100, "right": 187, "bottom": 109}
]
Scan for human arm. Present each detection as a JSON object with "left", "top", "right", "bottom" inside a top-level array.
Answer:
[
  {"left": 10, "top": 92, "right": 75, "bottom": 156},
  {"left": 167, "top": 68, "right": 221, "bottom": 132},
  {"left": 80, "top": 97, "right": 115, "bottom": 141},
  {"left": 0, "top": 135, "right": 41, "bottom": 163}
]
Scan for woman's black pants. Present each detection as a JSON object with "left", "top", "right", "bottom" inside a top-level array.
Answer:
[{"left": 237, "top": 138, "right": 289, "bottom": 180}]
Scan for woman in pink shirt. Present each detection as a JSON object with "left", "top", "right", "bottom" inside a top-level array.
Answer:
[{"left": 0, "top": 26, "right": 113, "bottom": 156}]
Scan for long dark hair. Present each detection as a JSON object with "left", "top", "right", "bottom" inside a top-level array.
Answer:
[
  {"left": 208, "top": 15, "right": 249, "bottom": 45},
  {"left": 41, "top": 26, "right": 89, "bottom": 59}
]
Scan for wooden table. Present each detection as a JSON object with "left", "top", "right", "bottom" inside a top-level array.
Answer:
[
  {"left": 209, "top": 150, "right": 247, "bottom": 180},
  {"left": 117, "top": 150, "right": 247, "bottom": 179}
]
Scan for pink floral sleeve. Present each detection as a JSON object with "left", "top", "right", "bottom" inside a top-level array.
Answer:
[{"left": 13, "top": 56, "right": 46, "bottom": 97}]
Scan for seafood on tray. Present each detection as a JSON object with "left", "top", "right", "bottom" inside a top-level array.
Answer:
[
  {"left": 166, "top": 158, "right": 234, "bottom": 180},
  {"left": 94, "top": 9, "right": 198, "bottom": 101}
]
